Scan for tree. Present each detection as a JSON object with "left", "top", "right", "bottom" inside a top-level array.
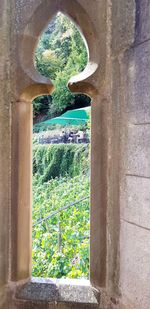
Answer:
[
  {"left": 33, "top": 96, "right": 52, "bottom": 119},
  {"left": 34, "top": 13, "right": 89, "bottom": 120}
]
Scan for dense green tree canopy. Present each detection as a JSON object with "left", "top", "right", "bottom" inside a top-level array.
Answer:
[{"left": 33, "top": 13, "right": 90, "bottom": 120}]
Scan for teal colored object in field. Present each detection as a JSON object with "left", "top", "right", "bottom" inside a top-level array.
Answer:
[{"left": 40, "top": 107, "right": 90, "bottom": 126}]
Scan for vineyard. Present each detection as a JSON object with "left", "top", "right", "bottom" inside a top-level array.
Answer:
[{"left": 32, "top": 144, "right": 90, "bottom": 279}]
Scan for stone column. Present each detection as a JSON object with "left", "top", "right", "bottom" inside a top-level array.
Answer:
[
  {"left": 90, "top": 96, "right": 107, "bottom": 288},
  {"left": 11, "top": 101, "right": 32, "bottom": 281}
]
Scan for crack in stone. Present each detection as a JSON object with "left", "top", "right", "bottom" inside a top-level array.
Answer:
[
  {"left": 126, "top": 174, "right": 150, "bottom": 180},
  {"left": 121, "top": 218, "right": 150, "bottom": 231}
]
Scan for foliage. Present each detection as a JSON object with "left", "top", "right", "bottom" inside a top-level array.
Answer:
[
  {"left": 33, "top": 122, "right": 56, "bottom": 133},
  {"left": 51, "top": 72, "right": 75, "bottom": 112},
  {"left": 33, "top": 96, "right": 52, "bottom": 118},
  {"left": 32, "top": 174, "right": 90, "bottom": 279},
  {"left": 33, "top": 13, "right": 88, "bottom": 118},
  {"left": 32, "top": 143, "right": 90, "bottom": 278},
  {"left": 33, "top": 144, "right": 89, "bottom": 183}
]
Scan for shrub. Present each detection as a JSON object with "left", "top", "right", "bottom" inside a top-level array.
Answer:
[{"left": 33, "top": 144, "right": 89, "bottom": 183}]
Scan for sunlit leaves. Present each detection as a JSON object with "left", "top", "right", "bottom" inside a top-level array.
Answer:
[
  {"left": 32, "top": 173, "right": 90, "bottom": 279},
  {"left": 34, "top": 12, "right": 88, "bottom": 117}
]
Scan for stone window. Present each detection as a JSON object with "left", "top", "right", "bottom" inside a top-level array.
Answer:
[{"left": 11, "top": 0, "right": 107, "bottom": 306}]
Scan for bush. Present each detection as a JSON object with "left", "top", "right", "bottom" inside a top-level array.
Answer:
[{"left": 33, "top": 144, "right": 89, "bottom": 183}]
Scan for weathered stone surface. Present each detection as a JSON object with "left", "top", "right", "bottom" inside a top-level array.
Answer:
[
  {"left": 118, "top": 34, "right": 150, "bottom": 307},
  {"left": 120, "top": 221, "right": 150, "bottom": 309},
  {"left": 111, "top": 0, "right": 135, "bottom": 54},
  {"left": 125, "top": 41, "right": 150, "bottom": 123},
  {"left": 0, "top": 0, "right": 11, "bottom": 288},
  {"left": 135, "top": 0, "right": 150, "bottom": 44},
  {"left": 14, "top": 300, "right": 99, "bottom": 309},
  {"left": 16, "top": 280, "right": 59, "bottom": 302},
  {"left": 125, "top": 125, "right": 150, "bottom": 177},
  {"left": 13, "top": 298, "right": 54, "bottom": 309},
  {"left": 56, "top": 303, "right": 99, "bottom": 309},
  {"left": 16, "top": 278, "right": 99, "bottom": 305},
  {"left": 11, "top": 101, "right": 32, "bottom": 281},
  {"left": 121, "top": 175, "right": 150, "bottom": 230},
  {"left": 106, "top": 57, "right": 122, "bottom": 296}
]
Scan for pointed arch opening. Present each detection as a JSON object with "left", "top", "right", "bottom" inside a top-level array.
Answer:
[
  {"left": 14, "top": 0, "right": 107, "bottom": 293},
  {"left": 32, "top": 12, "right": 92, "bottom": 280}
]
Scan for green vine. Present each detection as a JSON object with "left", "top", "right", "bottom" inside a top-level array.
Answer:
[{"left": 33, "top": 144, "right": 89, "bottom": 183}]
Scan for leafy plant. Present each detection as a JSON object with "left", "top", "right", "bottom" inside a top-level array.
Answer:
[
  {"left": 32, "top": 143, "right": 90, "bottom": 279},
  {"left": 32, "top": 174, "right": 90, "bottom": 279}
]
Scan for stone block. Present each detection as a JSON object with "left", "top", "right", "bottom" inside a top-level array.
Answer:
[
  {"left": 121, "top": 175, "right": 150, "bottom": 229},
  {"left": 120, "top": 221, "right": 150, "bottom": 309},
  {"left": 111, "top": 0, "right": 135, "bottom": 54},
  {"left": 15, "top": 278, "right": 99, "bottom": 307},
  {"left": 125, "top": 125, "right": 150, "bottom": 177},
  {"left": 125, "top": 41, "right": 150, "bottom": 123}
]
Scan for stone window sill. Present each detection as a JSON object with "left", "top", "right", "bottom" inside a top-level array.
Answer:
[{"left": 15, "top": 277, "right": 100, "bottom": 307}]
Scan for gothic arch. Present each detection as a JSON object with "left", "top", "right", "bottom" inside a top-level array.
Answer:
[{"left": 19, "top": 0, "right": 101, "bottom": 101}]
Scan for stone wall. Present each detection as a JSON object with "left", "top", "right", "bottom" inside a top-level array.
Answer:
[
  {"left": 119, "top": 2, "right": 150, "bottom": 307},
  {"left": 0, "top": 0, "right": 149, "bottom": 308}
]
